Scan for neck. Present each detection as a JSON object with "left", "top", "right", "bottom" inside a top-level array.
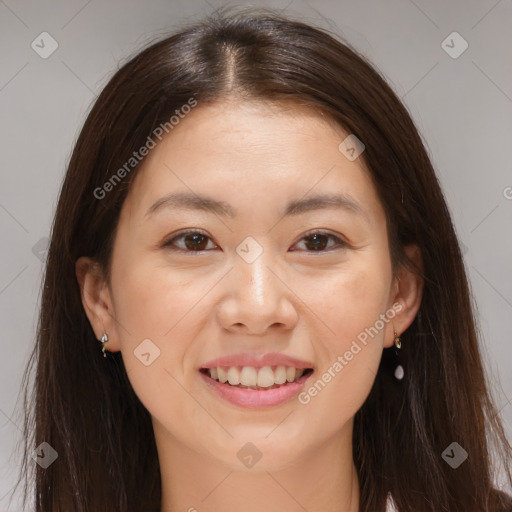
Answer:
[{"left": 155, "top": 419, "right": 360, "bottom": 512}]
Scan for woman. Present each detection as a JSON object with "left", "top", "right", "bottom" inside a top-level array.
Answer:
[{"left": 18, "top": 7, "right": 512, "bottom": 512}]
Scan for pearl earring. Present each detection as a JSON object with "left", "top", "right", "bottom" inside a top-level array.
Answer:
[{"left": 393, "top": 330, "right": 404, "bottom": 381}]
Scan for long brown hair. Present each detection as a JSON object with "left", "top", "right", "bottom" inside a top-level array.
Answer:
[{"left": 16, "top": 6, "right": 512, "bottom": 511}]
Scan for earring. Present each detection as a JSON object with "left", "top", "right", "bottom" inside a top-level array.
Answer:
[
  {"left": 393, "top": 330, "right": 404, "bottom": 381},
  {"left": 100, "top": 333, "right": 109, "bottom": 358},
  {"left": 394, "top": 331, "right": 401, "bottom": 350}
]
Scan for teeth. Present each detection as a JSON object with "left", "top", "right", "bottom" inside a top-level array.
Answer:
[
  {"left": 257, "top": 366, "right": 275, "bottom": 388},
  {"left": 217, "top": 367, "right": 228, "bottom": 383},
  {"left": 274, "top": 366, "right": 287, "bottom": 385},
  {"left": 206, "top": 365, "right": 309, "bottom": 387},
  {"left": 240, "top": 366, "right": 257, "bottom": 386},
  {"left": 227, "top": 366, "right": 240, "bottom": 385}
]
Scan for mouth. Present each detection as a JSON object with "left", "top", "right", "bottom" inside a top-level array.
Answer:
[
  {"left": 198, "top": 353, "right": 315, "bottom": 408},
  {"left": 199, "top": 365, "right": 314, "bottom": 390}
]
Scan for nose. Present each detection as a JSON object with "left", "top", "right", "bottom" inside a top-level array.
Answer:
[{"left": 216, "top": 249, "right": 298, "bottom": 335}]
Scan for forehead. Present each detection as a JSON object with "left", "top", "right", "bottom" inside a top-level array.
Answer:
[{"left": 123, "top": 100, "right": 384, "bottom": 223}]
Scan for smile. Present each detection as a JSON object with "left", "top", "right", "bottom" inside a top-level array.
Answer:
[
  {"left": 199, "top": 364, "right": 314, "bottom": 408},
  {"left": 200, "top": 365, "right": 314, "bottom": 389}
]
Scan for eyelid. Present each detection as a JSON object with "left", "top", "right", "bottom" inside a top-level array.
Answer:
[
  {"left": 291, "top": 229, "right": 348, "bottom": 252},
  {"left": 299, "top": 228, "right": 345, "bottom": 240},
  {"left": 161, "top": 228, "right": 217, "bottom": 252},
  {"left": 162, "top": 228, "right": 348, "bottom": 253}
]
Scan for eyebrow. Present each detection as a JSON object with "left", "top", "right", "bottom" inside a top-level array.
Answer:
[{"left": 144, "top": 191, "right": 367, "bottom": 221}]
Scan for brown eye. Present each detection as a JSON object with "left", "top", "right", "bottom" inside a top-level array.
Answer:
[
  {"left": 162, "top": 229, "right": 347, "bottom": 254},
  {"left": 163, "top": 230, "right": 216, "bottom": 252},
  {"left": 291, "top": 231, "right": 347, "bottom": 252}
]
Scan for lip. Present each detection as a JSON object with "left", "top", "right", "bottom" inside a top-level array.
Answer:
[
  {"left": 199, "top": 352, "right": 314, "bottom": 370},
  {"left": 199, "top": 369, "right": 313, "bottom": 409}
]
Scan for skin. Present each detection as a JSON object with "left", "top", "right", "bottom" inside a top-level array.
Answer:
[{"left": 76, "top": 99, "right": 423, "bottom": 512}]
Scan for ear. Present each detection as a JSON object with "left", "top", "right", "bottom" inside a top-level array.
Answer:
[
  {"left": 75, "top": 256, "right": 121, "bottom": 353},
  {"left": 384, "top": 244, "right": 424, "bottom": 348}
]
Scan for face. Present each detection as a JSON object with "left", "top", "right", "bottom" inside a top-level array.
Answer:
[{"left": 79, "top": 99, "right": 418, "bottom": 471}]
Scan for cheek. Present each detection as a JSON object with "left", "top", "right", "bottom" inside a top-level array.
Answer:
[
  {"left": 111, "top": 254, "right": 202, "bottom": 346},
  {"left": 303, "top": 256, "right": 391, "bottom": 346},
  {"left": 294, "top": 258, "right": 391, "bottom": 424},
  {"left": 109, "top": 257, "right": 205, "bottom": 407}
]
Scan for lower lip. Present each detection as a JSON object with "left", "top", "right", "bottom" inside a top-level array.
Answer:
[{"left": 199, "top": 371, "right": 313, "bottom": 409}]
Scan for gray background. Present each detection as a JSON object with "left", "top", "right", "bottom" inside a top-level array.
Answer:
[{"left": 1, "top": 0, "right": 511, "bottom": 509}]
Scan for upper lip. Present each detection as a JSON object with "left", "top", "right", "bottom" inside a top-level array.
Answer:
[{"left": 199, "top": 352, "right": 314, "bottom": 370}]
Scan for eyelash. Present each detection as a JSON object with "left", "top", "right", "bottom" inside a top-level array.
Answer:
[{"left": 161, "top": 229, "right": 348, "bottom": 254}]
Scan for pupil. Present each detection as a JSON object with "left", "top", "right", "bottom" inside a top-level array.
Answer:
[
  {"left": 306, "top": 234, "right": 327, "bottom": 251},
  {"left": 185, "top": 234, "right": 207, "bottom": 250}
]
